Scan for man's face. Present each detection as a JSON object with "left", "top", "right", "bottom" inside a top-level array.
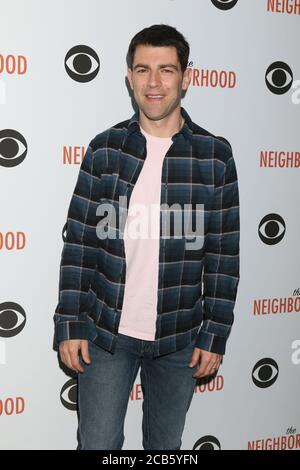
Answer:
[{"left": 127, "top": 45, "right": 191, "bottom": 122}]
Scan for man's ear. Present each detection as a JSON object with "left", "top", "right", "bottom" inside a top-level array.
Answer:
[
  {"left": 127, "top": 68, "right": 133, "bottom": 90},
  {"left": 182, "top": 67, "right": 192, "bottom": 91}
]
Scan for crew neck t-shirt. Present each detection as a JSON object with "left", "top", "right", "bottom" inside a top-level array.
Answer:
[{"left": 118, "top": 127, "right": 173, "bottom": 340}]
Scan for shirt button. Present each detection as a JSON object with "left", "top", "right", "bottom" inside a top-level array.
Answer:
[
  {"left": 164, "top": 183, "right": 168, "bottom": 188},
  {"left": 127, "top": 183, "right": 131, "bottom": 187}
]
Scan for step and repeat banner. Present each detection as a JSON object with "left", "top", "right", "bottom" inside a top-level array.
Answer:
[{"left": 1, "top": 0, "right": 299, "bottom": 450}]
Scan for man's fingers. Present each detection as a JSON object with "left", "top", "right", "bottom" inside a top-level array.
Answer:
[
  {"left": 80, "top": 341, "right": 91, "bottom": 364},
  {"left": 60, "top": 350, "right": 66, "bottom": 368},
  {"left": 193, "top": 357, "right": 211, "bottom": 378},
  {"left": 62, "top": 349, "right": 76, "bottom": 372},
  {"left": 59, "top": 347, "right": 67, "bottom": 367},
  {"left": 189, "top": 347, "right": 201, "bottom": 367},
  {"left": 69, "top": 350, "right": 84, "bottom": 373},
  {"left": 59, "top": 341, "right": 84, "bottom": 373},
  {"left": 209, "top": 362, "right": 219, "bottom": 375},
  {"left": 192, "top": 352, "right": 222, "bottom": 378}
]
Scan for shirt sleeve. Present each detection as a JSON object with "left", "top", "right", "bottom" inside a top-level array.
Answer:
[
  {"left": 194, "top": 140, "right": 240, "bottom": 355},
  {"left": 53, "top": 138, "right": 100, "bottom": 346}
]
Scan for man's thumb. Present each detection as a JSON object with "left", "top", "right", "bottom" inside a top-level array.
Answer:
[{"left": 189, "top": 349, "right": 200, "bottom": 367}]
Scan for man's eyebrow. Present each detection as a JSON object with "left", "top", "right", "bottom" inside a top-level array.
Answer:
[{"left": 133, "top": 63, "right": 178, "bottom": 70}]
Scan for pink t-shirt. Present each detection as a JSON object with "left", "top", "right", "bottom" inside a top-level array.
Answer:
[{"left": 118, "top": 127, "right": 172, "bottom": 340}]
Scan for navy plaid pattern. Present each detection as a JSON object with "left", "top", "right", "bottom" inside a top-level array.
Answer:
[{"left": 53, "top": 107, "right": 240, "bottom": 357}]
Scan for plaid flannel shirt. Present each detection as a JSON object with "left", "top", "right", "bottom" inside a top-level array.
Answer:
[{"left": 53, "top": 106, "right": 240, "bottom": 357}]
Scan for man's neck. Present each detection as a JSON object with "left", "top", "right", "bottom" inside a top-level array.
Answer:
[{"left": 139, "top": 109, "right": 185, "bottom": 138}]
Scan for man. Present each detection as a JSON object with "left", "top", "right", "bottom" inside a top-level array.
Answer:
[{"left": 53, "top": 24, "right": 240, "bottom": 450}]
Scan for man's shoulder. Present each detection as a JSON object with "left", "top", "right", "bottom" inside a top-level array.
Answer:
[
  {"left": 89, "top": 117, "right": 131, "bottom": 151},
  {"left": 191, "top": 120, "right": 232, "bottom": 150},
  {"left": 191, "top": 119, "right": 233, "bottom": 165}
]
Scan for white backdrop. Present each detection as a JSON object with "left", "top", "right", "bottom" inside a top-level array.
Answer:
[{"left": 0, "top": 0, "right": 300, "bottom": 450}]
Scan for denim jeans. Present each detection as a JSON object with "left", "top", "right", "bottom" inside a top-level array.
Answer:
[{"left": 77, "top": 333, "right": 198, "bottom": 450}]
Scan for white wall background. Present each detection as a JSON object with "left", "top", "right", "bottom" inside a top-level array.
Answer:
[{"left": 0, "top": 0, "right": 299, "bottom": 450}]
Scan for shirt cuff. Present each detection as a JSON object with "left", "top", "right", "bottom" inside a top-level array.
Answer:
[
  {"left": 194, "top": 331, "right": 226, "bottom": 355},
  {"left": 53, "top": 314, "right": 90, "bottom": 346}
]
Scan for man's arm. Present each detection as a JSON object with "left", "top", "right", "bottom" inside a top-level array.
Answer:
[
  {"left": 53, "top": 138, "right": 100, "bottom": 347},
  {"left": 194, "top": 139, "right": 240, "bottom": 355}
]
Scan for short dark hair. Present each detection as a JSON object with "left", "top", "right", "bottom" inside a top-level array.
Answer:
[{"left": 127, "top": 24, "right": 190, "bottom": 73}]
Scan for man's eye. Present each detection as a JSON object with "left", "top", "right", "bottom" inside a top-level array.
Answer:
[{"left": 136, "top": 69, "right": 173, "bottom": 73}]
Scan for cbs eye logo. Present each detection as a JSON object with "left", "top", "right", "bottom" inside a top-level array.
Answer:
[
  {"left": 252, "top": 358, "right": 279, "bottom": 388},
  {"left": 211, "top": 0, "right": 238, "bottom": 10},
  {"left": 265, "top": 61, "right": 293, "bottom": 95},
  {"left": 60, "top": 378, "right": 78, "bottom": 410},
  {"left": 258, "top": 213, "right": 286, "bottom": 245},
  {"left": 64, "top": 45, "right": 100, "bottom": 82},
  {"left": 0, "top": 129, "right": 28, "bottom": 168},
  {"left": 0, "top": 302, "right": 26, "bottom": 337},
  {"left": 193, "top": 435, "right": 221, "bottom": 450}
]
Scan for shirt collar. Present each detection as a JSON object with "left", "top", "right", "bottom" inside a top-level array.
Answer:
[{"left": 127, "top": 106, "right": 194, "bottom": 142}]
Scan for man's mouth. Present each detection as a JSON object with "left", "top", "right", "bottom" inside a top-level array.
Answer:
[{"left": 145, "top": 95, "right": 164, "bottom": 102}]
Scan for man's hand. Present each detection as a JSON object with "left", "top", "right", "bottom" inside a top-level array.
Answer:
[
  {"left": 59, "top": 339, "right": 91, "bottom": 373},
  {"left": 189, "top": 347, "right": 222, "bottom": 379}
]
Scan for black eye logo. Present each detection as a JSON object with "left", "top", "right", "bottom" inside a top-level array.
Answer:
[
  {"left": 62, "top": 222, "right": 68, "bottom": 242},
  {"left": 60, "top": 379, "right": 78, "bottom": 410},
  {"left": 258, "top": 213, "right": 286, "bottom": 245},
  {"left": 252, "top": 358, "right": 279, "bottom": 388},
  {"left": 211, "top": 0, "right": 238, "bottom": 10},
  {"left": 0, "top": 302, "right": 26, "bottom": 338},
  {"left": 265, "top": 61, "right": 293, "bottom": 95},
  {"left": 193, "top": 435, "right": 221, "bottom": 450},
  {"left": 65, "top": 45, "right": 100, "bottom": 82},
  {"left": 0, "top": 129, "right": 28, "bottom": 167}
]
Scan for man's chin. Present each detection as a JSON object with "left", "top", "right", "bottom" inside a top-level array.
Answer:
[{"left": 139, "top": 107, "right": 168, "bottom": 122}]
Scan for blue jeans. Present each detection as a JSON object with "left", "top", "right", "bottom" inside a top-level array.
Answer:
[{"left": 77, "top": 333, "right": 198, "bottom": 450}]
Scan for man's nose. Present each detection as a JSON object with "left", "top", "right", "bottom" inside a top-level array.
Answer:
[{"left": 147, "top": 70, "right": 161, "bottom": 87}]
